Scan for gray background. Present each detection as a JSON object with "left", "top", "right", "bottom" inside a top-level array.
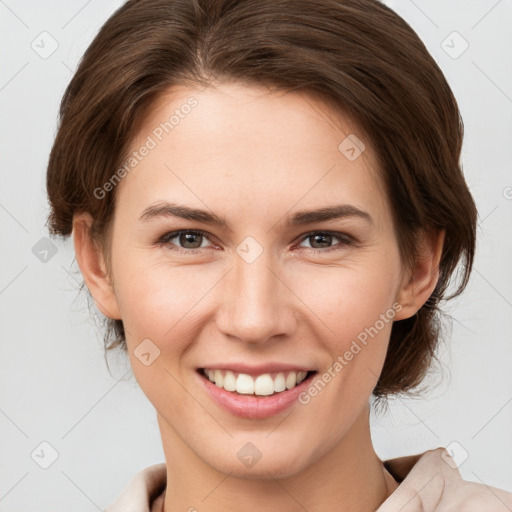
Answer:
[{"left": 1, "top": 0, "right": 511, "bottom": 510}]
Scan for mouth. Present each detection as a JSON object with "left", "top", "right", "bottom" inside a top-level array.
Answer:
[{"left": 197, "top": 367, "right": 318, "bottom": 397}]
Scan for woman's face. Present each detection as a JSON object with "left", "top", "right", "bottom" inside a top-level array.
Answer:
[{"left": 96, "top": 81, "right": 414, "bottom": 477}]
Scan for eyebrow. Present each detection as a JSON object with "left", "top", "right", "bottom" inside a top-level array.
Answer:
[{"left": 138, "top": 201, "right": 372, "bottom": 228}]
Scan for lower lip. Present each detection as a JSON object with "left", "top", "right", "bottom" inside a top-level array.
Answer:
[{"left": 197, "top": 370, "right": 316, "bottom": 419}]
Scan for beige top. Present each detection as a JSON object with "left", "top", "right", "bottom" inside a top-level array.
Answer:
[{"left": 104, "top": 447, "right": 512, "bottom": 511}]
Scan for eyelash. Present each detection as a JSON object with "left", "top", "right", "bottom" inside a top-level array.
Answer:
[{"left": 155, "top": 229, "right": 354, "bottom": 254}]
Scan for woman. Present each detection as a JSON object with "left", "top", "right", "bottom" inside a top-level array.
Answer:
[{"left": 46, "top": 0, "right": 512, "bottom": 510}]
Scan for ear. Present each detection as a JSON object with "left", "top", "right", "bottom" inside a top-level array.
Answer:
[
  {"left": 72, "top": 212, "right": 122, "bottom": 320},
  {"left": 394, "top": 229, "right": 445, "bottom": 321}
]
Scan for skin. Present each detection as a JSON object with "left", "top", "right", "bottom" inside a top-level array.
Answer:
[{"left": 73, "top": 81, "right": 444, "bottom": 511}]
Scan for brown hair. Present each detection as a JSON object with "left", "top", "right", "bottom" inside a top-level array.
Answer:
[{"left": 46, "top": 0, "right": 477, "bottom": 401}]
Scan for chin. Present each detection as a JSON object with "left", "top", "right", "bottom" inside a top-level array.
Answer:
[{"left": 197, "top": 435, "right": 317, "bottom": 480}]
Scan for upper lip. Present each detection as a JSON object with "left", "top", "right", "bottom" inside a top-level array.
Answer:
[{"left": 197, "top": 362, "right": 316, "bottom": 375}]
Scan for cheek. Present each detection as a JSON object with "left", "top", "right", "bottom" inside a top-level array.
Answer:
[
  {"left": 293, "top": 258, "right": 400, "bottom": 338},
  {"left": 294, "top": 261, "right": 400, "bottom": 425},
  {"left": 114, "top": 260, "right": 206, "bottom": 411},
  {"left": 289, "top": 255, "right": 401, "bottom": 405},
  {"left": 112, "top": 253, "right": 206, "bottom": 343}
]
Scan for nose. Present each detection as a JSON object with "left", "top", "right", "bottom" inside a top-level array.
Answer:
[{"left": 215, "top": 248, "right": 297, "bottom": 345}]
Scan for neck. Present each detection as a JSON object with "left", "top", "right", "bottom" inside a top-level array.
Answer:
[{"left": 158, "top": 403, "right": 398, "bottom": 512}]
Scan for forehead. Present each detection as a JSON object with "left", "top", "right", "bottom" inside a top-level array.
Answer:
[
  {"left": 115, "top": 81, "right": 389, "bottom": 225},
  {"left": 139, "top": 80, "right": 370, "bottom": 157}
]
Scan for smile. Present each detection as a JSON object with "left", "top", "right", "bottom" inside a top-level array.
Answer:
[{"left": 199, "top": 368, "right": 316, "bottom": 396}]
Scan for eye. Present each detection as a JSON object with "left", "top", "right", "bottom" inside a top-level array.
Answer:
[
  {"left": 295, "top": 231, "right": 353, "bottom": 252},
  {"left": 155, "top": 230, "right": 214, "bottom": 253}
]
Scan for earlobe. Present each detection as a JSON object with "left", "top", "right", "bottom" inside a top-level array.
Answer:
[
  {"left": 394, "top": 229, "right": 445, "bottom": 321},
  {"left": 72, "top": 212, "right": 122, "bottom": 320}
]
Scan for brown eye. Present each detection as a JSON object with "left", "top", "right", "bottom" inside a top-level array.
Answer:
[
  {"left": 176, "top": 232, "right": 204, "bottom": 249},
  {"left": 157, "top": 230, "right": 213, "bottom": 252},
  {"left": 297, "top": 231, "right": 353, "bottom": 252}
]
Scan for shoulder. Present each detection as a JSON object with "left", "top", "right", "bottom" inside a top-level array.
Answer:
[
  {"left": 442, "top": 477, "right": 512, "bottom": 511},
  {"left": 103, "top": 462, "right": 167, "bottom": 512},
  {"left": 378, "top": 447, "right": 512, "bottom": 512}
]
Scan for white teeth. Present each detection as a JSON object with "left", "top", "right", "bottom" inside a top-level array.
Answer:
[
  {"left": 274, "top": 372, "right": 286, "bottom": 392},
  {"left": 285, "top": 372, "right": 297, "bottom": 389},
  {"left": 203, "top": 368, "right": 311, "bottom": 396},
  {"left": 214, "top": 369, "right": 223, "bottom": 387},
  {"left": 223, "top": 370, "right": 237, "bottom": 392},
  {"left": 254, "top": 374, "right": 274, "bottom": 396},
  {"left": 236, "top": 373, "right": 254, "bottom": 394}
]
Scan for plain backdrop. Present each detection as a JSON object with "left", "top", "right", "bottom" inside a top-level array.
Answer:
[{"left": 1, "top": 1, "right": 511, "bottom": 510}]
